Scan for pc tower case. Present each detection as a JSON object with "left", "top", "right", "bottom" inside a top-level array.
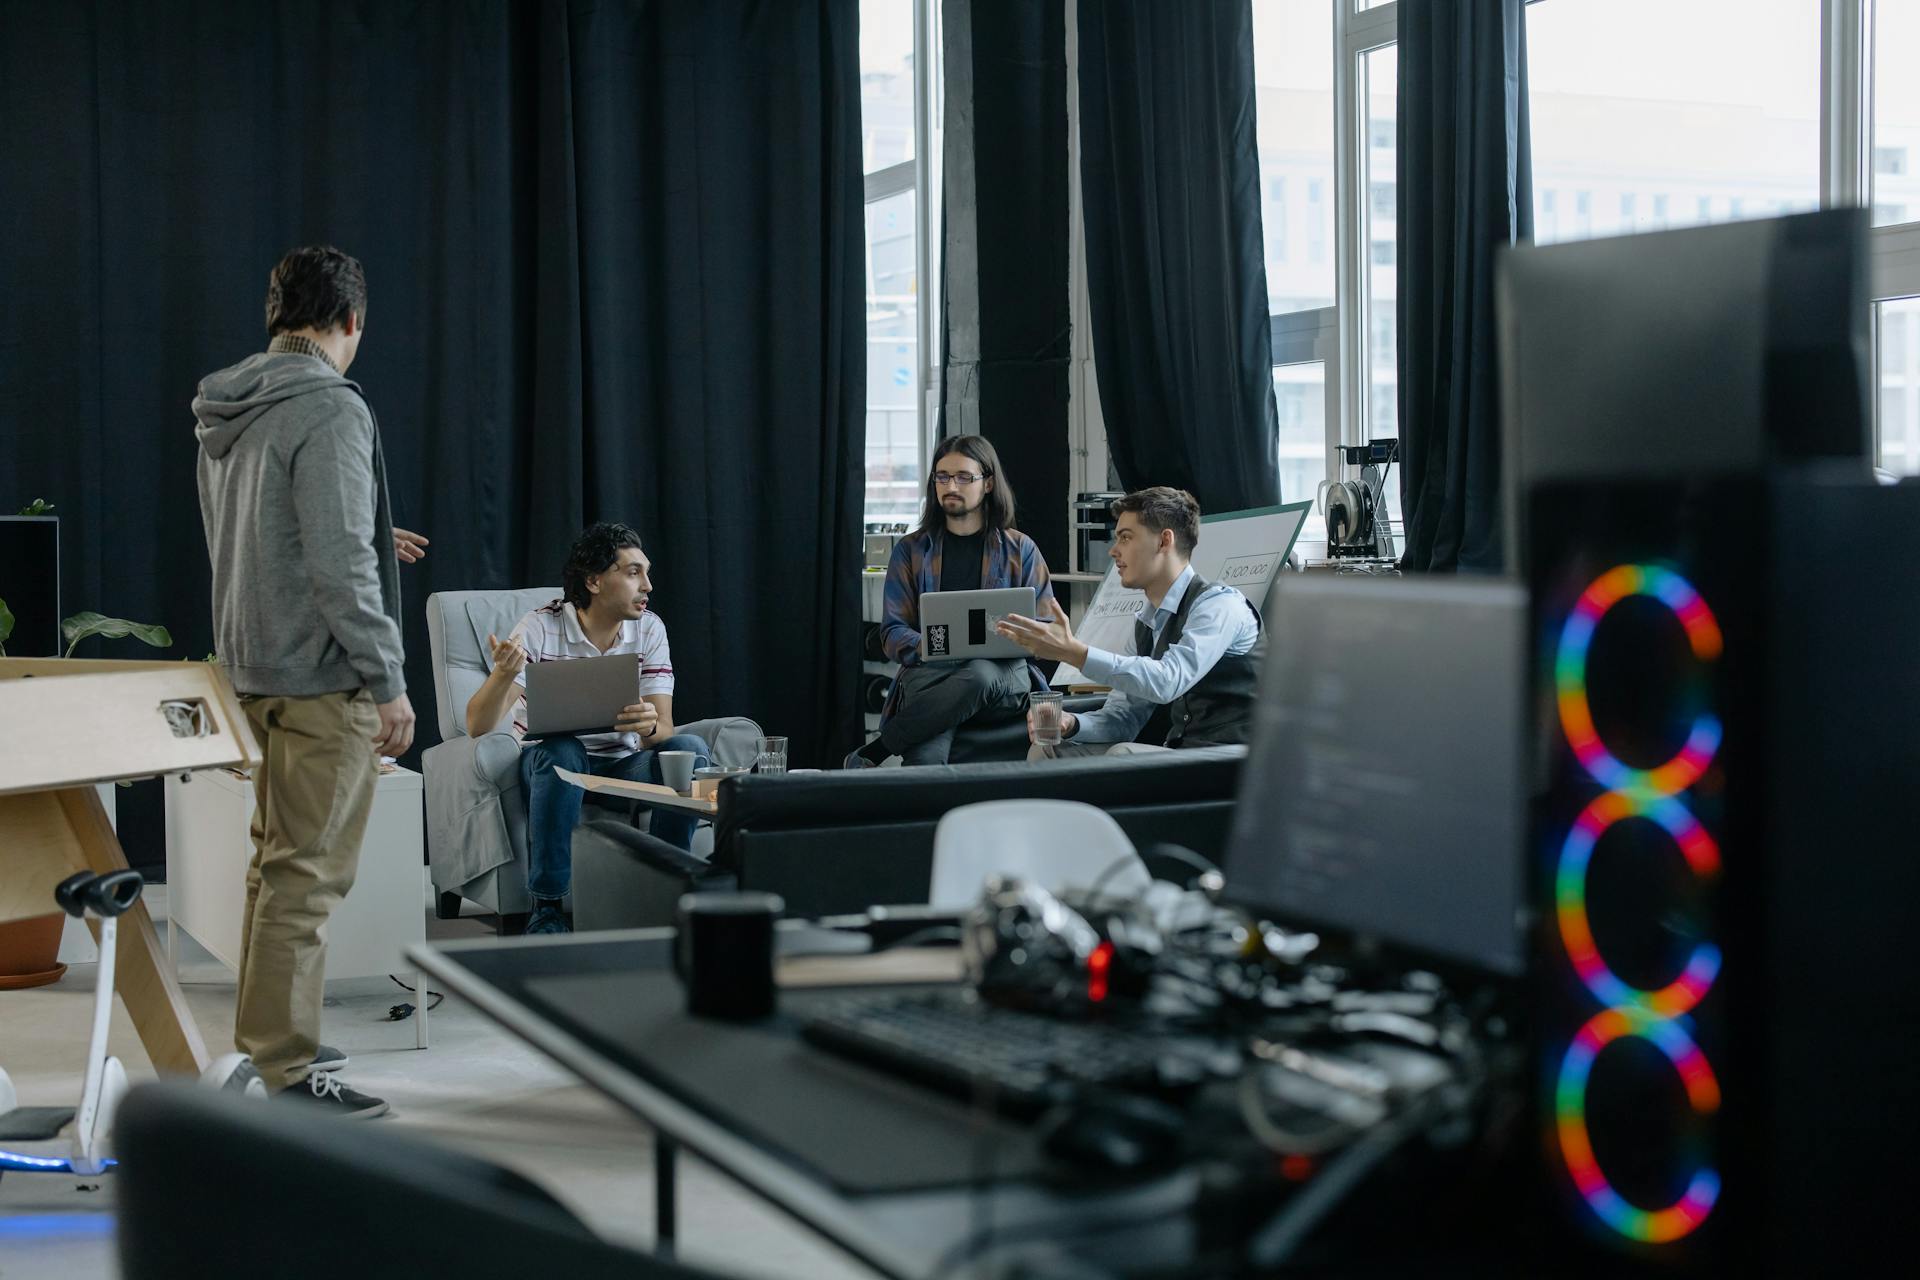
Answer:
[{"left": 1524, "top": 469, "right": 1918, "bottom": 1275}]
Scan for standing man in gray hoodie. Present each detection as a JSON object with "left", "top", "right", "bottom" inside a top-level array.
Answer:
[{"left": 193, "top": 245, "right": 416, "bottom": 1118}]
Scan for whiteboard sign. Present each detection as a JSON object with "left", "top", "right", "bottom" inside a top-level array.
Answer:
[{"left": 1053, "top": 501, "right": 1312, "bottom": 687}]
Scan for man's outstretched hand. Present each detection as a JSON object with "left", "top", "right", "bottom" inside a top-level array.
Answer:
[{"left": 995, "top": 598, "right": 1088, "bottom": 668}]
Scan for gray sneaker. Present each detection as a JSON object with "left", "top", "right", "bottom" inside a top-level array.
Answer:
[
  {"left": 311, "top": 1044, "right": 348, "bottom": 1073},
  {"left": 276, "top": 1071, "right": 389, "bottom": 1119}
]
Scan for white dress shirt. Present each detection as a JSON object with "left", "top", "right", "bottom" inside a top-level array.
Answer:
[{"left": 1070, "top": 565, "right": 1260, "bottom": 744}]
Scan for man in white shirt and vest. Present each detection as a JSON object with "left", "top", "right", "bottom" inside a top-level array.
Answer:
[{"left": 996, "top": 487, "right": 1263, "bottom": 757}]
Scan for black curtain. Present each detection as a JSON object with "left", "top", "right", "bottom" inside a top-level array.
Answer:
[
  {"left": 1396, "top": 0, "right": 1532, "bottom": 573},
  {"left": 1076, "top": 0, "right": 1281, "bottom": 513},
  {"left": 0, "top": 0, "right": 864, "bottom": 865}
]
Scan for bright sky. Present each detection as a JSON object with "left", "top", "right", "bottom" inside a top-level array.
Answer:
[
  {"left": 860, "top": 0, "right": 916, "bottom": 71},
  {"left": 1250, "top": 0, "right": 1917, "bottom": 129}
]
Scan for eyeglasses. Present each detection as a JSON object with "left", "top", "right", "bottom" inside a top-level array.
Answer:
[{"left": 932, "top": 471, "right": 986, "bottom": 487}]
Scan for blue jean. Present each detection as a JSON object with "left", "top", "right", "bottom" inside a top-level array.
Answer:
[{"left": 518, "top": 733, "right": 711, "bottom": 899}]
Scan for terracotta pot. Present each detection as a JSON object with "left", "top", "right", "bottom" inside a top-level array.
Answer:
[{"left": 0, "top": 912, "right": 69, "bottom": 990}]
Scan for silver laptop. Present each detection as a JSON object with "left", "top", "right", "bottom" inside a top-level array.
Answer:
[
  {"left": 918, "top": 587, "right": 1037, "bottom": 662},
  {"left": 523, "top": 653, "right": 640, "bottom": 737}
]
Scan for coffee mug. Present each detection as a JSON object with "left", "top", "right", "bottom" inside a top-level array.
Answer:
[
  {"left": 674, "top": 891, "right": 785, "bottom": 1020},
  {"left": 657, "top": 750, "right": 697, "bottom": 793}
]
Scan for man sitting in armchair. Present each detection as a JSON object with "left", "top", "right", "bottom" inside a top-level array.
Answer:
[{"left": 463, "top": 522, "right": 709, "bottom": 934}]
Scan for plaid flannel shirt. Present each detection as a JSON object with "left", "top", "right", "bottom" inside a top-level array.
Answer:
[{"left": 877, "top": 525, "right": 1056, "bottom": 666}]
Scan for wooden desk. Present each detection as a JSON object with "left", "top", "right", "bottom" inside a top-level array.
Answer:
[
  {"left": 1, "top": 658, "right": 261, "bottom": 1074},
  {"left": 554, "top": 767, "right": 719, "bottom": 820}
]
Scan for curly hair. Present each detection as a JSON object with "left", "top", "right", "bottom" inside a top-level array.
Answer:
[
  {"left": 562, "top": 522, "right": 644, "bottom": 609},
  {"left": 265, "top": 245, "right": 368, "bottom": 336}
]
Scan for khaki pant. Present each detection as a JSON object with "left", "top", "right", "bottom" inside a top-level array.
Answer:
[{"left": 234, "top": 690, "right": 380, "bottom": 1091}]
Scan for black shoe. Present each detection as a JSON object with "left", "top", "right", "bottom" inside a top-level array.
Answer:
[
  {"left": 276, "top": 1070, "right": 390, "bottom": 1119},
  {"left": 525, "top": 903, "right": 573, "bottom": 935},
  {"left": 311, "top": 1043, "right": 348, "bottom": 1073}
]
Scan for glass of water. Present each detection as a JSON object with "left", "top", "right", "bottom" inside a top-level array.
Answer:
[
  {"left": 756, "top": 735, "right": 789, "bottom": 775},
  {"left": 1029, "top": 691, "right": 1065, "bottom": 747}
]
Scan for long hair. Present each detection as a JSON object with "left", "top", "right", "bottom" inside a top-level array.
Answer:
[{"left": 915, "top": 434, "right": 1016, "bottom": 537}]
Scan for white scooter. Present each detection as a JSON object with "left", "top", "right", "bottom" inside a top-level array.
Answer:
[{"left": 0, "top": 871, "right": 263, "bottom": 1179}]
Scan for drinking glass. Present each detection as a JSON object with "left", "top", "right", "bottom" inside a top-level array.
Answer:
[
  {"left": 756, "top": 735, "right": 789, "bottom": 775},
  {"left": 1029, "top": 691, "right": 1065, "bottom": 747}
]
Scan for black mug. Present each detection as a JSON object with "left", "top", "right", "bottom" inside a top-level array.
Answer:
[{"left": 674, "top": 891, "right": 784, "bottom": 1020}]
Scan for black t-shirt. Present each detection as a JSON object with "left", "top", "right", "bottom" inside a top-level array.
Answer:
[{"left": 939, "top": 529, "right": 987, "bottom": 593}]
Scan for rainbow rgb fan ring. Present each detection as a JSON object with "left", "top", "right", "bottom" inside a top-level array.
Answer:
[
  {"left": 1556, "top": 790, "right": 1722, "bottom": 1015},
  {"left": 1556, "top": 1006, "right": 1723, "bottom": 1243},
  {"left": 1555, "top": 564, "right": 1724, "bottom": 795}
]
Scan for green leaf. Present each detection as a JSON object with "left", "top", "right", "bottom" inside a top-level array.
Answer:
[
  {"left": 61, "top": 611, "right": 173, "bottom": 658},
  {"left": 16, "top": 498, "right": 54, "bottom": 515},
  {"left": 0, "top": 596, "right": 13, "bottom": 649}
]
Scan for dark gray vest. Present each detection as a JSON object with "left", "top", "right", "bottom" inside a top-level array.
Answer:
[{"left": 1134, "top": 577, "right": 1263, "bottom": 748}]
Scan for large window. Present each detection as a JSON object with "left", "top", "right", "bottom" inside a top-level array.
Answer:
[
  {"left": 1360, "top": 41, "right": 1397, "bottom": 472},
  {"left": 1250, "top": 1, "right": 1920, "bottom": 521},
  {"left": 864, "top": 190, "right": 922, "bottom": 520},
  {"left": 860, "top": 1, "right": 939, "bottom": 527},
  {"left": 1249, "top": 1, "right": 1398, "bottom": 529},
  {"left": 1870, "top": 1, "right": 1920, "bottom": 473},
  {"left": 1252, "top": 0, "right": 1335, "bottom": 320},
  {"left": 1880, "top": 297, "right": 1920, "bottom": 472},
  {"left": 1527, "top": 0, "right": 1919, "bottom": 474},
  {"left": 1251, "top": 0, "right": 1342, "bottom": 513},
  {"left": 1528, "top": 0, "right": 1821, "bottom": 247},
  {"left": 1873, "top": 0, "right": 1920, "bottom": 227}
]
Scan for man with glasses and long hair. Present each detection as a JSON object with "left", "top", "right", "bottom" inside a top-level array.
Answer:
[{"left": 845, "top": 434, "right": 1056, "bottom": 767}]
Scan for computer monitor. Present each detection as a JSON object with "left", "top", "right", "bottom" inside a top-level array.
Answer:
[
  {"left": 1498, "top": 208, "right": 1871, "bottom": 568},
  {"left": 1222, "top": 576, "right": 1529, "bottom": 977},
  {"left": 0, "top": 516, "right": 62, "bottom": 656}
]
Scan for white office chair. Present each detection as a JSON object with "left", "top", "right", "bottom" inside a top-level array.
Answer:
[{"left": 928, "top": 799, "right": 1151, "bottom": 911}]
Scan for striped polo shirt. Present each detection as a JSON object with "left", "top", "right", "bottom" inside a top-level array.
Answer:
[{"left": 507, "top": 598, "right": 675, "bottom": 757}]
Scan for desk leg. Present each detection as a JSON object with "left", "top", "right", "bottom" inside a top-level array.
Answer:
[
  {"left": 655, "top": 1132, "right": 678, "bottom": 1258},
  {"left": 414, "top": 969, "right": 429, "bottom": 1049},
  {"left": 0, "top": 789, "right": 210, "bottom": 1076}
]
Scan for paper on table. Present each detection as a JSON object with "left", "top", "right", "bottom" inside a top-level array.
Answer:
[
  {"left": 553, "top": 767, "right": 715, "bottom": 812},
  {"left": 553, "top": 767, "right": 677, "bottom": 798}
]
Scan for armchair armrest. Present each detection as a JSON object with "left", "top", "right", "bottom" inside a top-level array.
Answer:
[{"left": 422, "top": 732, "right": 527, "bottom": 892}]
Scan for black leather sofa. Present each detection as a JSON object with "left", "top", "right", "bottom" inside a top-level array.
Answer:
[{"left": 570, "top": 746, "right": 1247, "bottom": 927}]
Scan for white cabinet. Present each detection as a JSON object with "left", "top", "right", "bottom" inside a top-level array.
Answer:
[{"left": 163, "top": 764, "right": 429, "bottom": 1046}]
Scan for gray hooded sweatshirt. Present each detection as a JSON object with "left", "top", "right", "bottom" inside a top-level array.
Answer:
[{"left": 193, "top": 351, "right": 406, "bottom": 704}]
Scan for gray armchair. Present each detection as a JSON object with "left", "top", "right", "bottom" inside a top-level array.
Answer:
[{"left": 423, "top": 587, "right": 761, "bottom": 924}]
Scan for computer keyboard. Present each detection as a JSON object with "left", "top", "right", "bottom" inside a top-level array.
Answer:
[{"left": 797, "top": 988, "right": 1180, "bottom": 1114}]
